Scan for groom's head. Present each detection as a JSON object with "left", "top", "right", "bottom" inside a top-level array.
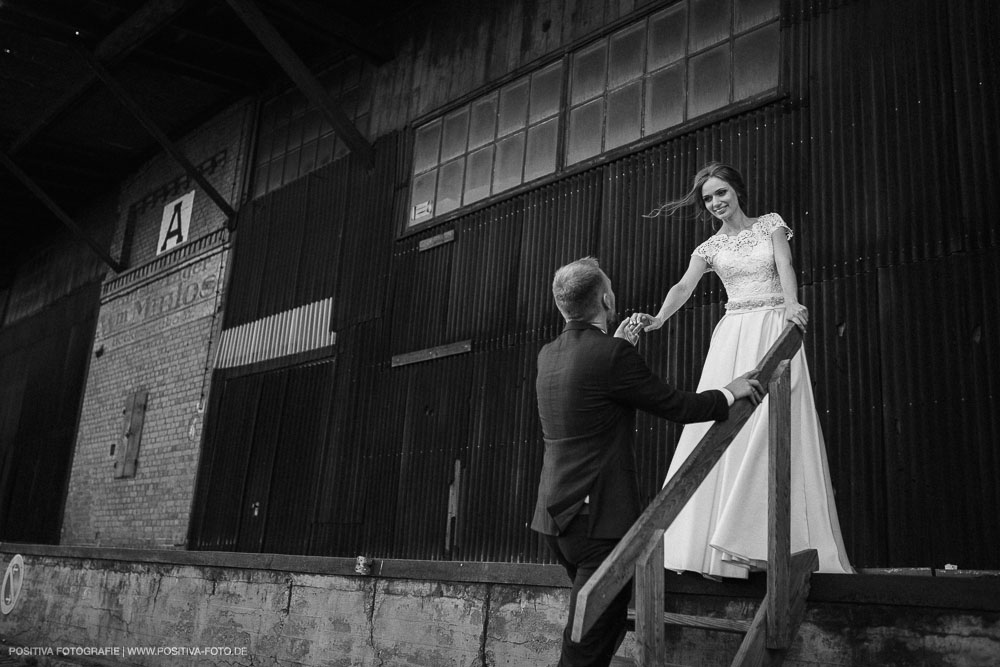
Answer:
[{"left": 552, "top": 257, "right": 616, "bottom": 326}]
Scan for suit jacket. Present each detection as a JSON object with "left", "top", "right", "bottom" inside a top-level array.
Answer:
[{"left": 531, "top": 320, "right": 729, "bottom": 539}]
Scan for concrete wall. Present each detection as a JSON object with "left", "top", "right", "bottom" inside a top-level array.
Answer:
[
  {"left": 0, "top": 548, "right": 998, "bottom": 667},
  {"left": 0, "top": 550, "right": 569, "bottom": 667}
]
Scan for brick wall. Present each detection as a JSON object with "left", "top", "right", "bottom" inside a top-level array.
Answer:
[
  {"left": 110, "top": 101, "right": 252, "bottom": 268},
  {"left": 60, "top": 101, "right": 251, "bottom": 548}
]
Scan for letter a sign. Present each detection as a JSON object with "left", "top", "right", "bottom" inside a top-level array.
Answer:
[{"left": 157, "top": 191, "right": 195, "bottom": 255}]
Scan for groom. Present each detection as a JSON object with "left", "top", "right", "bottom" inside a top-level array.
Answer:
[{"left": 531, "top": 257, "right": 761, "bottom": 667}]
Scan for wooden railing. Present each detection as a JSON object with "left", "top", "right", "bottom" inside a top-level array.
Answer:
[{"left": 571, "top": 323, "right": 818, "bottom": 667}]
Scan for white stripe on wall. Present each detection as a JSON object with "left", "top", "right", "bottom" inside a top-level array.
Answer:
[{"left": 215, "top": 298, "right": 336, "bottom": 368}]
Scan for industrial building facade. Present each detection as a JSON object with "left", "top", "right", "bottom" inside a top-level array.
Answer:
[{"left": 0, "top": 0, "right": 999, "bottom": 656}]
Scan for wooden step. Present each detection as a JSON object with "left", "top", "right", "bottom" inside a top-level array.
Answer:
[{"left": 627, "top": 609, "right": 752, "bottom": 634}]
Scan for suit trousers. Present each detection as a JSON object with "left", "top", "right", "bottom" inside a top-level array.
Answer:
[{"left": 545, "top": 512, "right": 633, "bottom": 667}]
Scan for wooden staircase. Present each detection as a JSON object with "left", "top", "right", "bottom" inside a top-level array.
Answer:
[{"left": 572, "top": 325, "right": 818, "bottom": 667}]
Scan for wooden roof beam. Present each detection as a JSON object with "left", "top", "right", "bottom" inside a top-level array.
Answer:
[
  {"left": 0, "top": 148, "right": 124, "bottom": 273},
  {"left": 76, "top": 42, "right": 237, "bottom": 222},
  {"left": 224, "top": 0, "right": 374, "bottom": 167},
  {"left": 269, "top": 0, "right": 393, "bottom": 65},
  {"left": 6, "top": 0, "right": 190, "bottom": 155}
]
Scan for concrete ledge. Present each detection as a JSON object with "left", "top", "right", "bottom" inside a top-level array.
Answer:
[
  {"left": 0, "top": 542, "right": 569, "bottom": 587},
  {"left": 3, "top": 543, "right": 998, "bottom": 612}
]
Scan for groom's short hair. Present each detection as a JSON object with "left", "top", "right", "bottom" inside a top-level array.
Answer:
[{"left": 552, "top": 257, "right": 607, "bottom": 321}]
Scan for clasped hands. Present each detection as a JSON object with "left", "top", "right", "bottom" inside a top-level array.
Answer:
[
  {"left": 615, "top": 312, "right": 764, "bottom": 405},
  {"left": 612, "top": 312, "right": 664, "bottom": 346}
]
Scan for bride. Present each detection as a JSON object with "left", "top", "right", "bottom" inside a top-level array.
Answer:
[{"left": 631, "top": 162, "right": 853, "bottom": 578}]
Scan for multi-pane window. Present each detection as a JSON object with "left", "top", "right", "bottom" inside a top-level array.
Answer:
[
  {"left": 409, "top": 61, "right": 564, "bottom": 227},
  {"left": 567, "top": 0, "right": 779, "bottom": 165},
  {"left": 406, "top": 0, "right": 780, "bottom": 226},
  {"left": 253, "top": 62, "right": 371, "bottom": 197}
]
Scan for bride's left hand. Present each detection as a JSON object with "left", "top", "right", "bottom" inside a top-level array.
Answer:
[{"left": 785, "top": 301, "right": 808, "bottom": 332}]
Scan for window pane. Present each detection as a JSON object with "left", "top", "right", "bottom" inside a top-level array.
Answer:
[
  {"left": 317, "top": 133, "right": 335, "bottom": 166},
  {"left": 736, "top": 0, "right": 779, "bottom": 32},
  {"left": 254, "top": 162, "right": 269, "bottom": 196},
  {"left": 256, "top": 132, "right": 273, "bottom": 166},
  {"left": 690, "top": 0, "right": 731, "bottom": 53},
  {"left": 413, "top": 120, "right": 442, "bottom": 174},
  {"left": 334, "top": 136, "right": 349, "bottom": 160},
  {"left": 270, "top": 123, "right": 288, "bottom": 160},
  {"left": 260, "top": 98, "right": 280, "bottom": 132},
  {"left": 289, "top": 92, "right": 307, "bottom": 118},
  {"left": 567, "top": 98, "right": 604, "bottom": 165},
  {"left": 530, "top": 61, "right": 563, "bottom": 123},
  {"left": 465, "top": 145, "right": 494, "bottom": 204},
  {"left": 268, "top": 157, "right": 285, "bottom": 192},
  {"left": 284, "top": 148, "right": 301, "bottom": 181},
  {"left": 688, "top": 43, "right": 731, "bottom": 117},
  {"left": 525, "top": 117, "right": 558, "bottom": 182},
  {"left": 606, "top": 81, "right": 642, "bottom": 150},
  {"left": 733, "top": 23, "right": 779, "bottom": 99},
  {"left": 498, "top": 79, "right": 529, "bottom": 137},
  {"left": 436, "top": 158, "right": 465, "bottom": 216},
  {"left": 644, "top": 62, "right": 685, "bottom": 135},
  {"left": 410, "top": 169, "right": 437, "bottom": 224},
  {"left": 441, "top": 108, "right": 469, "bottom": 162},
  {"left": 469, "top": 93, "right": 497, "bottom": 149},
  {"left": 302, "top": 110, "right": 322, "bottom": 144},
  {"left": 299, "top": 140, "right": 318, "bottom": 175},
  {"left": 571, "top": 40, "right": 608, "bottom": 105},
  {"left": 648, "top": 5, "right": 687, "bottom": 70},
  {"left": 609, "top": 24, "right": 645, "bottom": 89},
  {"left": 287, "top": 115, "right": 303, "bottom": 149},
  {"left": 340, "top": 88, "right": 360, "bottom": 119},
  {"left": 355, "top": 112, "right": 371, "bottom": 140},
  {"left": 319, "top": 115, "right": 332, "bottom": 137},
  {"left": 493, "top": 131, "right": 525, "bottom": 194}
]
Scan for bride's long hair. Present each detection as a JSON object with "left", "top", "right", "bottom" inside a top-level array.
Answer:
[{"left": 645, "top": 162, "right": 749, "bottom": 224}]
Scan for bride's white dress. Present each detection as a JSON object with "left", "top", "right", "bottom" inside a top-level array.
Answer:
[{"left": 662, "top": 213, "right": 853, "bottom": 578}]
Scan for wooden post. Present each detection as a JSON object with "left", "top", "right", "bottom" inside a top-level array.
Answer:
[
  {"left": 635, "top": 529, "right": 665, "bottom": 666},
  {"left": 767, "top": 360, "right": 792, "bottom": 649},
  {"left": 571, "top": 325, "right": 803, "bottom": 642},
  {"left": 733, "top": 549, "right": 817, "bottom": 667}
]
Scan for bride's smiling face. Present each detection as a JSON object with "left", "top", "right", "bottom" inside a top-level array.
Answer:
[{"left": 701, "top": 176, "right": 742, "bottom": 222}]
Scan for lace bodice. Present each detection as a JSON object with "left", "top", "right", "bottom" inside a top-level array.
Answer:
[{"left": 693, "top": 213, "right": 793, "bottom": 311}]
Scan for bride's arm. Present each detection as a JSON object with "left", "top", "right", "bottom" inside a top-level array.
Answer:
[
  {"left": 772, "top": 229, "right": 808, "bottom": 330},
  {"left": 634, "top": 255, "right": 707, "bottom": 331}
]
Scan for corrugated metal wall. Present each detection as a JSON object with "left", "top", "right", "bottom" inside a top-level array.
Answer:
[
  {"left": 0, "top": 282, "right": 101, "bottom": 543},
  {"left": 192, "top": 0, "right": 1000, "bottom": 569}
]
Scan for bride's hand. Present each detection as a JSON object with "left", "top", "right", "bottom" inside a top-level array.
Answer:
[
  {"left": 785, "top": 301, "right": 808, "bottom": 332},
  {"left": 613, "top": 319, "right": 642, "bottom": 345},
  {"left": 629, "top": 312, "right": 665, "bottom": 332}
]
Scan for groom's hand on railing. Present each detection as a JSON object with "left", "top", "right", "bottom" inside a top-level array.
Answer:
[{"left": 724, "top": 372, "right": 764, "bottom": 406}]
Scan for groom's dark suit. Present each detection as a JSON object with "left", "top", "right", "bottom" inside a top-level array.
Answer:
[{"left": 532, "top": 320, "right": 729, "bottom": 667}]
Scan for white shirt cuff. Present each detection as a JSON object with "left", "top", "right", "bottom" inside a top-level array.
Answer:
[{"left": 719, "top": 387, "right": 735, "bottom": 406}]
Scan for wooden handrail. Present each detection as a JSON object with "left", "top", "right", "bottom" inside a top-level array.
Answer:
[{"left": 571, "top": 323, "right": 804, "bottom": 642}]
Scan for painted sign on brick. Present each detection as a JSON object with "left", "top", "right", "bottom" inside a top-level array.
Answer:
[{"left": 96, "top": 252, "right": 223, "bottom": 350}]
